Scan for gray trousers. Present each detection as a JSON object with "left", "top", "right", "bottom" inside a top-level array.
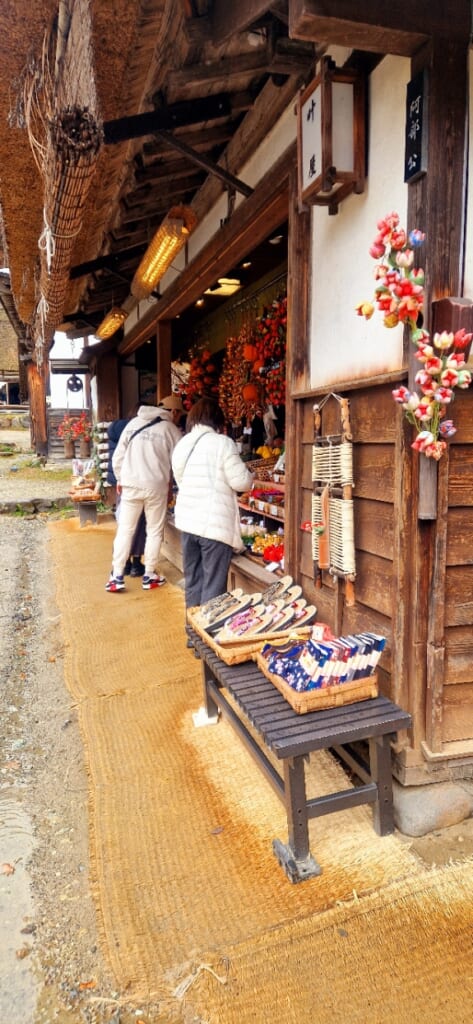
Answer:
[{"left": 181, "top": 532, "right": 233, "bottom": 608}]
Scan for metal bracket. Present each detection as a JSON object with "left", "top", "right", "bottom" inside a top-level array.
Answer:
[{"left": 272, "top": 839, "right": 322, "bottom": 883}]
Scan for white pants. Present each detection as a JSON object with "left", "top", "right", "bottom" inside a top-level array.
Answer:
[{"left": 112, "top": 485, "right": 168, "bottom": 577}]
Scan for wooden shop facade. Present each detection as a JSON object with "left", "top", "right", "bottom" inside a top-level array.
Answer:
[
  {"left": 92, "top": 4, "right": 473, "bottom": 793},
  {"left": 1, "top": 2, "right": 473, "bottom": 802}
]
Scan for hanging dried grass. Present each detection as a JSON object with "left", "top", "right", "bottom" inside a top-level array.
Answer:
[{"left": 33, "top": 103, "right": 103, "bottom": 356}]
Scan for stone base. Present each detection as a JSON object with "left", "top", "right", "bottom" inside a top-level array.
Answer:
[{"left": 393, "top": 778, "right": 473, "bottom": 837}]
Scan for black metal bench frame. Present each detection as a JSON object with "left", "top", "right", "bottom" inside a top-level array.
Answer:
[{"left": 189, "top": 628, "right": 412, "bottom": 884}]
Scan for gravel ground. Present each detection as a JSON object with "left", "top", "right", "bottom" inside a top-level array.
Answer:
[{"left": 0, "top": 433, "right": 161, "bottom": 1024}]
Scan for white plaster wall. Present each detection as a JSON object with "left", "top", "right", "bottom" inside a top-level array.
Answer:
[{"left": 309, "top": 55, "right": 410, "bottom": 389}]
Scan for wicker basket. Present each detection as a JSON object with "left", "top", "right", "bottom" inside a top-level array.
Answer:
[
  {"left": 254, "top": 651, "right": 378, "bottom": 713},
  {"left": 245, "top": 456, "right": 279, "bottom": 480},
  {"left": 187, "top": 607, "right": 312, "bottom": 665}
]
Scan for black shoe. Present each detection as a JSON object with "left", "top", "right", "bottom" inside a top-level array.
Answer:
[
  {"left": 130, "top": 560, "right": 145, "bottom": 577},
  {"left": 124, "top": 559, "right": 132, "bottom": 576}
]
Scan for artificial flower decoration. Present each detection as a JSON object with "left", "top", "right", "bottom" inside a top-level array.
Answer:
[
  {"left": 357, "top": 212, "right": 472, "bottom": 459},
  {"left": 57, "top": 413, "right": 76, "bottom": 442},
  {"left": 71, "top": 411, "right": 93, "bottom": 442}
]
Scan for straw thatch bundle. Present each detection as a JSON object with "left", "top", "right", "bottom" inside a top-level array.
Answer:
[{"left": 33, "top": 104, "right": 103, "bottom": 360}]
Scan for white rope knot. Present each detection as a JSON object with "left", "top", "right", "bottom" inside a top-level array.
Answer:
[{"left": 38, "top": 210, "right": 56, "bottom": 273}]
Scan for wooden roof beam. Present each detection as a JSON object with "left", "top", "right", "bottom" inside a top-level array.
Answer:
[
  {"left": 210, "top": 0, "right": 275, "bottom": 45},
  {"left": 288, "top": 0, "right": 470, "bottom": 57}
]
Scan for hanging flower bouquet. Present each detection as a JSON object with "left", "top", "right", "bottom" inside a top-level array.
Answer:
[{"left": 356, "top": 212, "right": 472, "bottom": 460}]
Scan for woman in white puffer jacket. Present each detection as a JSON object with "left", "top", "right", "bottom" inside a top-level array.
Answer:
[{"left": 172, "top": 397, "right": 253, "bottom": 609}]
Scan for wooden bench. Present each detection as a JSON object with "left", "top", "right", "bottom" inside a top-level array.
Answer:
[{"left": 189, "top": 627, "right": 412, "bottom": 884}]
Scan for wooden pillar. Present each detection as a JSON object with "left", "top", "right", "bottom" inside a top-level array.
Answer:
[
  {"left": 406, "top": 33, "right": 470, "bottom": 753},
  {"left": 156, "top": 320, "right": 172, "bottom": 401},
  {"left": 27, "top": 361, "right": 48, "bottom": 455},
  {"left": 285, "top": 168, "right": 311, "bottom": 578},
  {"left": 95, "top": 353, "right": 120, "bottom": 422}
]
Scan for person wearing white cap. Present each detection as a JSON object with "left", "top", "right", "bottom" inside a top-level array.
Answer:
[{"left": 105, "top": 395, "right": 184, "bottom": 592}]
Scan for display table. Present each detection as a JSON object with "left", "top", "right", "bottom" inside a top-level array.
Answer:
[{"left": 189, "top": 626, "right": 412, "bottom": 884}]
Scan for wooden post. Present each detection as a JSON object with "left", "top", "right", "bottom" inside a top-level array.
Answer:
[
  {"left": 406, "top": 33, "right": 470, "bottom": 753},
  {"left": 27, "top": 361, "right": 48, "bottom": 455},
  {"left": 156, "top": 320, "right": 172, "bottom": 401},
  {"left": 285, "top": 168, "right": 310, "bottom": 578}
]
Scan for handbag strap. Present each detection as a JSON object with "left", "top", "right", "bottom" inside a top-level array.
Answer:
[{"left": 127, "top": 415, "right": 162, "bottom": 444}]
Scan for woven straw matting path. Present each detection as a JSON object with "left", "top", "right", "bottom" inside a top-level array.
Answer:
[{"left": 48, "top": 519, "right": 473, "bottom": 1022}]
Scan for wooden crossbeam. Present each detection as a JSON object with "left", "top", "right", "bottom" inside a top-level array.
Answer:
[{"left": 103, "top": 94, "right": 232, "bottom": 145}]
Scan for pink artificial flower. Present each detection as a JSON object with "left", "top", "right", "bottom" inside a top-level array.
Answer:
[
  {"left": 377, "top": 212, "right": 400, "bottom": 236},
  {"left": 390, "top": 228, "right": 407, "bottom": 250},
  {"left": 369, "top": 239, "right": 386, "bottom": 259},
  {"left": 415, "top": 341, "right": 434, "bottom": 362},
  {"left": 445, "top": 352, "right": 466, "bottom": 369},
  {"left": 398, "top": 296, "right": 423, "bottom": 322},
  {"left": 410, "top": 267, "right": 425, "bottom": 286},
  {"left": 428, "top": 441, "right": 447, "bottom": 460},
  {"left": 423, "top": 356, "right": 443, "bottom": 375},
  {"left": 415, "top": 369, "right": 438, "bottom": 396},
  {"left": 395, "top": 249, "right": 414, "bottom": 269},
  {"left": 453, "top": 328, "right": 473, "bottom": 350},
  {"left": 414, "top": 399, "right": 434, "bottom": 422},
  {"left": 404, "top": 392, "right": 420, "bottom": 413},
  {"left": 440, "top": 367, "right": 459, "bottom": 388},
  {"left": 435, "top": 386, "right": 454, "bottom": 404},
  {"left": 411, "top": 327, "right": 430, "bottom": 345},
  {"left": 457, "top": 369, "right": 472, "bottom": 388},
  {"left": 411, "top": 433, "right": 446, "bottom": 459},
  {"left": 392, "top": 386, "right": 412, "bottom": 404},
  {"left": 411, "top": 430, "right": 435, "bottom": 452},
  {"left": 439, "top": 420, "right": 457, "bottom": 438}
]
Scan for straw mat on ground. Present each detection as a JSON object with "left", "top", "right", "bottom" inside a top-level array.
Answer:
[{"left": 48, "top": 518, "right": 461, "bottom": 1017}]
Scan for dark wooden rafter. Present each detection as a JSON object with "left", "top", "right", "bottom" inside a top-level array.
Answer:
[
  {"left": 103, "top": 94, "right": 233, "bottom": 145},
  {"left": 288, "top": 0, "right": 470, "bottom": 57},
  {"left": 210, "top": 0, "right": 277, "bottom": 45},
  {"left": 140, "top": 123, "right": 237, "bottom": 165},
  {"left": 166, "top": 39, "right": 313, "bottom": 102},
  {"left": 153, "top": 129, "right": 253, "bottom": 198}
]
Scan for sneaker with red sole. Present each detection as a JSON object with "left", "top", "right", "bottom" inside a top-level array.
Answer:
[
  {"left": 105, "top": 574, "right": 125, "bottom": 592},
  {"left": 142, "top": 574, "right": 166, "bottom": 590}
]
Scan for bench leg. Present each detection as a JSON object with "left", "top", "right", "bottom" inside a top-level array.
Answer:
[
  {"left": 273, "top": 756, "right": 322, "bottom": 884},
  {"left": 369, "top": 734, "right": 394, "bottom": 835},
  {"left": 192, "top": 660, "right": 220, "bottom": 727}
]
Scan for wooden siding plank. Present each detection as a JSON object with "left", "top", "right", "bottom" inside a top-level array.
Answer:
[
  {"left": 443, "top": 683, "right": 473, "bottom": 742},
  {"left": 353, "top": 443, "right": 395, "bottom": 502},
  {"left": 445, "top": 626, "right": 473, "bottom": 685},
  {"left": 448, "top": 446, "right": 473, "bottom": 506},
  {"left": 354, "top": 497, "right": 394, "bottom": 559},
  {"left": 352, "top": 550, "right": 393, "bottom": 617},
  {"left": 446, "top": 508, "right": 473, "bottom": 565},
  {"left": 445, "top": 567, "right": 473, "bottom": 626}
]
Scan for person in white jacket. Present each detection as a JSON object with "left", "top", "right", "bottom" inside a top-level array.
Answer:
[
  {"left": 172, "top": 397, "right": 253, "bottom": 610},
  {"left": 106, "top": 395, "right": 183, "bottom": 592}
]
